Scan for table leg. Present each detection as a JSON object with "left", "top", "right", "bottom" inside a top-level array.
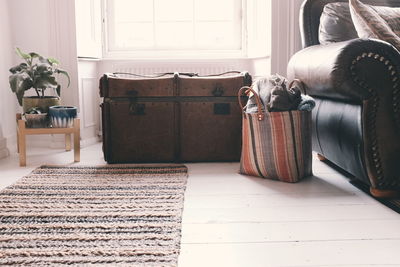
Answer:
[
  {"left": 16, "top": 114, "right": 22, "bottom": 153},
  {"left": 73, "top": 118, "right": 80, "bottom": 162},
  {"left": 65, "top": 133, "right": 71, "bottom": 151},
  {"left": 18, "top": 120, "right": 26, "bottom": 166},
  {"left": 17, "top": 131, "right": 20, "bottom": 153}
]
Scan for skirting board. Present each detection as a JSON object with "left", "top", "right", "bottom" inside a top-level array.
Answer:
[{"left": 80, "top": 136, "right": 101, "bottom": 148}]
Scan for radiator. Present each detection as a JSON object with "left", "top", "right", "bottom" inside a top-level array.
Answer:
[{"left": 106, "top": 60, "right": 252, "bottom": 77}]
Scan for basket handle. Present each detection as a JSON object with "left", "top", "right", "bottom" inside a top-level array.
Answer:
[
  {"left": 288, "top": 79, "right": 306, "bottom": 94},
  {"left": 238, "top": 86, "right": 264, "bottom": 121}
]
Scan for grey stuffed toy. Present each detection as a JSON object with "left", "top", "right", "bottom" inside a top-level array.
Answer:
[
  {"left": 246, "top": 74, "right": 302, "bottom": 113},
  {"left": 267, "top": 77, "right": 301, "bottom": 111}
]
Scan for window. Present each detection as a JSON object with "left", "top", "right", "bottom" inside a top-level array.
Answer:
[{"left": 104, "top": 0, "right": 244, "bottom": 58}]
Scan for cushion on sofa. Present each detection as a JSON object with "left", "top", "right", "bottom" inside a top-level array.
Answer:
[
  {"left": 319, "top": 3, "right": 358, "bottom": 44},
  {"left": 349, "top": 0, "right": 400, "bottom": 50}
]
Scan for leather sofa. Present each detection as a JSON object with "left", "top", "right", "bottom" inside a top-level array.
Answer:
[{"left": 288, "top": 0, "right": 400, "bottom": 198}]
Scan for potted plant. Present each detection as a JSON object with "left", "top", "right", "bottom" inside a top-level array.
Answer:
[
  {"left": 9, "top": 48, "right": 70, "bottom": 113},
  {"left": 24, "top": 107, "right": 50, "bottom": 128}
]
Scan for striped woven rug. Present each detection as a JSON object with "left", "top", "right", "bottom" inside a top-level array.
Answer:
[{"left": 0, "top": 165, "right": 188, "bottom": 266}]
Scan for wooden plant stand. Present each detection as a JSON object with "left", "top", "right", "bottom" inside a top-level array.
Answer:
[{"left": 16, "top": 113, "right": 80, "bottom": 166}]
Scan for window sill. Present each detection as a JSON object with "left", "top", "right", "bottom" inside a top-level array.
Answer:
[
  {"left": 78, "top": 57, "right": 101, "bottom": 62},
  {"left": 100, "top": 48, "right": 268, "bottom": 61},
  {"left": 99, "top": 56, "right": 269, "bottom": 62}
]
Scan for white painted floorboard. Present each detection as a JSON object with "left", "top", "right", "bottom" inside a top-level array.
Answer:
[{"left": 0, "top": 142, "right": 399, "bottom": 267}]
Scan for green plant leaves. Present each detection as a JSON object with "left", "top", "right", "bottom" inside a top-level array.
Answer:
[
  {"left": 9, "top": 72, "right": 32, "bottom": 92},
  {"left": 9, "top": 48, "right": 70, "bottom": 106},
  {"left": 55, "top": 68, "right": 71, "bottom": 87},
  {"left": 35, "top": 75, "right": 58, "bottom": 89},
  {"left": 9, "top": 74, "right": 19, "bottom": 93},
  {"left": 26, "top": 107, "right": 43, "bottom": 114},
  {"left": 9, "top": 72, "right": 33, "bottom": 105},
  {"left": 47, "top": 57, "right": 60, "bottom": 65},
  {"left": 29, "top": 52, "right": 40, "bottom": 59},
  {"left": 56, "top": 84, "right": 61, "bottom": 97},
  {"left": 36, "top": 63, "right": 53, "bottom": 75},
  {"left": 15, "top": 47, "right": 31, "bottom": 60},
  {"left": 16, "top": 90, "right": 25, "bottom": 106},
  {"left": 9, "top": 63, "right": 28, "bottom": 74}
]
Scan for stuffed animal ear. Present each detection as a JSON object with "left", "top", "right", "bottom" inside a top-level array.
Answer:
[
  {"left": 270, "top": 87, "right": 286, "bottom": 96},
  {"left": 288, "top": 86, "right": 301, "bottom": 98}
]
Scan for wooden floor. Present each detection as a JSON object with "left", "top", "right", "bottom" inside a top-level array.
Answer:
[{"left": 1, "top": 142, "right": 400, "bottom": 267}]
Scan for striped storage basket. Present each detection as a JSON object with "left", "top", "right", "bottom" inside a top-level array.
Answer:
[{"left": 238, "top": 86, "right": 312, "bottom": 183}]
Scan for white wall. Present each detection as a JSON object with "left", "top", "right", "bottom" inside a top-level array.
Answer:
[
  {"left": 8, "top": 0, "right": 51, "bottom": 56},
  {"left": 270, "top": 0, "right": 303, "bottom": 76},
  {"left": 78, "top": 59, "right": 101, "bottom": 147},
  {"left": 0, "top": 0, "right": 17, "bottom": 158},
  {"left": 47, "top": 0, "right": 79, "bottom": 108}
]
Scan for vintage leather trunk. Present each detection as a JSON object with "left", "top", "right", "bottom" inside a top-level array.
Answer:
[{"left": 100, "top": 72, "right": 252, "bottom": 163}]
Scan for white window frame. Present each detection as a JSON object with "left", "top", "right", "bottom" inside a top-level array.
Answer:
[{"left": 101, "top": 0, "right": 248, "bottom": 59}]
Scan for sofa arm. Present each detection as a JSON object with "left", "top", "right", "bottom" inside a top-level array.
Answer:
[
  {"left": 288, "top": 38, "right": 400, "bottom": 103},
  {"left": 289, "top": 38, "right": 400, "bottom": 194}
]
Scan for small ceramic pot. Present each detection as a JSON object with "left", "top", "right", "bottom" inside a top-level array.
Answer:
[
  {"left": 49, "top": 106, "right": 77, "bottom": 128},
  {"left": 25, "top": 113, "right": 50, "bottom": 128}
]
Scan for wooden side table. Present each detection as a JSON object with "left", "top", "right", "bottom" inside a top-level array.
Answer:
[{"left": 16, "top": 113, "right": 80, "bottom": 166}]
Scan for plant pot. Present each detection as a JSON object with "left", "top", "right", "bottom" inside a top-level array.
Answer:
[
  {"left": 24, "top": 113, "right": 50, "bottom": 128},
  {"left": 22, "top": 96, "right": 61, "bottom": 114},
  {"left": 49, "top": 106, "right": 77, "bottom": 128}
]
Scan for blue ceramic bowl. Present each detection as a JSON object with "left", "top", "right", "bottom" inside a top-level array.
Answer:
[{"left": 49, "top": 106, "right": 77, "bottom": 128}]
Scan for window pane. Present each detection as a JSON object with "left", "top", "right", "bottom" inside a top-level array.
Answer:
[
  {"left": 114, "top": 22, "right": 154, "bottom": 48},
  {"left": 195, "top": 0, "right": 236, "bottom": 21},
  {"left": 113, "top": 0, "right": 153, "bottom": 22},
  {"left": 106, "top": 0, "right": 243, "bottom": 53},
  {"left": 156, "top": 22, "right": 193, "bottom": 48},
  {"left": 155, "top": 0, "right": 193, "bottom": 21},
  {"left": 195, "top": 21, "right": 240, "bottom": 49}
]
